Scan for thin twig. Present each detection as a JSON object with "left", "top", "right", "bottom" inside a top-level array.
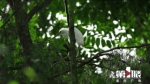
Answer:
[{"left": 63, "top": 0, "right": 70, "bottom": 27}]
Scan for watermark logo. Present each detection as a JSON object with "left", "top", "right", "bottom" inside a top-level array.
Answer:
[{"left": 109, "top": 67, "right": 141, "bottom": 82}]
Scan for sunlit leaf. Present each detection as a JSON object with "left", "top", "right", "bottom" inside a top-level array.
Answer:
[
  {"left": 7, "top": 80, "right": 19, "bottom": 84},
  {"left": 23, "top": 67, "right": 38, "bottom": 82}
]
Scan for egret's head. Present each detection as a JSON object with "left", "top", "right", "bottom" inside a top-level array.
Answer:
[{"left": 58, "top": 28, "right": 69, "bottom": 38}]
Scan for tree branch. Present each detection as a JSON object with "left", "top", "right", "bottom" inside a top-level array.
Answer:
[
  {"left": 51, "top": 44, "right": 150, "bottom": 79},
  {"left": 79, "top": 44, "right": 150, "bottom": 67},
  {"left": 100, "top": 44, "right": 150, "bottom": 54},
  {"left": 88, "top": 63, "right": 114, "bottom": 71},
  {"left": 78, "top": 53, "right": 111, "bottom": 68},
  {"left": 27, "top": 0, "right": 53, "bottom": 22}
]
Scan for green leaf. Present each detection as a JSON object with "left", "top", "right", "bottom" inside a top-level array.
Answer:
[
  {"left": 23, "top": 67, "right": 38, "bottom": 82},
  {"left": 0, "top": 21, "right": 3, "bottom": 27},
  {"left": 96, "top": 38, "right": 100, "bottom": 47},
  {"left": 81, "top": 51, "right": 86, "bottom": 56},
  {"left": 85, "top": 36, "right": 90, "bottom": 46},
  {"left": 91, "top": 37, "right": 95, "bottom": 46},
  {"left": 7, "top": 80, "right": 19, "bottom": 84},
  {"left": 111, "top": 40, "right": 115, "bottom": 47},
  {"left": 101, "top": 39, "right": 105, "bottom": 47},
  {"left": 107, "top": 40, "right": 111, "bottom": 48},
  {"left": 109, "top": 33, "right": 112, "bottom": 39}
]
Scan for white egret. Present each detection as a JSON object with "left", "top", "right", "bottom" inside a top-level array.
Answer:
[{"left": 57, "top": 28, "right": 84, "bottom": 46}]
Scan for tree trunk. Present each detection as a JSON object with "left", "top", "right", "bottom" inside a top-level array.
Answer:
[
  {"left": 7, "top": 0, "right": 33, "bottom": 64},
  {"left": 69, "top": 0, "right": 78, "bottom": 84}
]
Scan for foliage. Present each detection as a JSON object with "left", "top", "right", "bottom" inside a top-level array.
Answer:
[{"left": 0, "top": 0, "right": 150, "bottom": 84}]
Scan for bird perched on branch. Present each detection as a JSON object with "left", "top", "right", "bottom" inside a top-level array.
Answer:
[{"left": 56, "top": 28, "right": 84, "bottom": 46}]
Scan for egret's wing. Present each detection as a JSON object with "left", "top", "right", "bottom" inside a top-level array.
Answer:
[{"left": 74, "top": 28, "right": 84, "bottom": 46}]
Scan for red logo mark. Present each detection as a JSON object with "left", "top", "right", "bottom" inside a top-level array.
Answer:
[{"left": 126, "top": 70, "right": 130, "bottom": 76}]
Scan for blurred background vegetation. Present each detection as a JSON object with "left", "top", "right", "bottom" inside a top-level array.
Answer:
[{"left": 0, "top": 0, "right": 150, "bottom": 84}]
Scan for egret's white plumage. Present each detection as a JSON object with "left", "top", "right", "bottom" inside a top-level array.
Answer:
[
  {"left": 58, "top": 28, "right": 84, "bottom": 46},
  {"left": 59, "top": 28, "right": 69, "bottom": 39}
]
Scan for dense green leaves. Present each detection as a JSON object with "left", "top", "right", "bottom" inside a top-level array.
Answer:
[{"left": 1, "top": 0, "right": 150, "bottom": 84}]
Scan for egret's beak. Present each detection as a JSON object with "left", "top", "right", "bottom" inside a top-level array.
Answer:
[{"left": 54, "top": 32, "right": 61, "bottom": 38}]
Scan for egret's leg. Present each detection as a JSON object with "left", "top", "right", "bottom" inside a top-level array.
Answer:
[{"left": 77, "top": 45, "right": 80, "bottom": 57}]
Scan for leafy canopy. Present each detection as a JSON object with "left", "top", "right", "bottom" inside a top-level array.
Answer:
[{"left": 0, "top": 0, "right": 150, "bottom": 84}]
